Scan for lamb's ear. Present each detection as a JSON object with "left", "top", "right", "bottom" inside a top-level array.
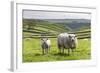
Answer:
[
  {"left": 46, "top": 38, "right": 48, "bottom": 40},
  {"left": 41, "top": 38, "right": 43, "bottom": 40}
]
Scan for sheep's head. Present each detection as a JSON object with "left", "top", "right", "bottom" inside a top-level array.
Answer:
[{"left": 69, "top": 34, "right": 77, "bottom": 48}]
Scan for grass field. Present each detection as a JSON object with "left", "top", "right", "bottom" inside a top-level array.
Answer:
[
  {"left": 22, "top": 38, "right": 91, "bottom": 62},
  {"left": 22, "top": 18, "right": 91, "bottom": 62}
]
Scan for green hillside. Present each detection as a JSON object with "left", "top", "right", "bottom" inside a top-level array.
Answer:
[
  {"left": 23, "top": 19, "right": 71, "bottom": 37},
  {"left": 23, "top": 19, "right": 91, "bottom": 39}
]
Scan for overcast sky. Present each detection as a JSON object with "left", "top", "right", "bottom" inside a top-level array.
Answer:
[{"left": 23, "top": 10, "right": 91, "bottom": 19}]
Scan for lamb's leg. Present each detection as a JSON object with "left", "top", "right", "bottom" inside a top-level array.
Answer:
[
  {"left": 45, "top": 48, "right": 48, "bottom": 54},
  {"left": 42, "top": 49, "right": 44, "bottom": 55},
  {"left": 48, "top": 46, "right": 50, "bottom": 53}
]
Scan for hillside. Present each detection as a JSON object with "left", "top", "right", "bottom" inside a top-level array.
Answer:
[
  {"left": 43, "top": 19, "right": 91, "bottom": 31},
  {"left": 23, "top": 19, "right": 91, "bottom": 39},
  {"left": 23, "top": 19, "right": 71, "bottom": 36}
]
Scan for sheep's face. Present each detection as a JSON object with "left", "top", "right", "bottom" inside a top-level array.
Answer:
[
  {"left": 69, "top": 34, "right": 77, "bottom": 48},
  {"left": 69, "top": 34, "right": 76, "bottom": 41}
]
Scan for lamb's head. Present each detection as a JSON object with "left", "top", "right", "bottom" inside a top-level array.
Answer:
[{"left": 41, "top": 38, "right": 48, "bottom": 43}]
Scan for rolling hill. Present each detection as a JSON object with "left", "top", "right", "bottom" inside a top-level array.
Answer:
[
  {"left": 23, "top": 19, "right": 71, "bottom": 34},
  {"left": 43, "top": 19, "right": 91, "bottom": 31},
  {"left": 23, "top": 19, "right": 91, "bottom": 39}
]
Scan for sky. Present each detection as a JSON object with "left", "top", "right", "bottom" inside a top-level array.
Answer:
[{"left": 23, "top": 10, "right": 91, "bottom": 19}]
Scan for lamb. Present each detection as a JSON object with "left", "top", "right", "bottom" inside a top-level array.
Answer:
[{"left": 41, "top": 38, "right": 51, "bottom": 55}]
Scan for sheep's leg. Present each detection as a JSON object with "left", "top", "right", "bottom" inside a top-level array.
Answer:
[
  {"left": 62, "top": 48, "right": 64, "bottom": 54},
  {"left": 42, "top": 49, "right": 44, "bottom": 55},
  {"left": 71, "top": 49, "right": 74, "bottom": 55},
  {"left": 45, "top": 48, "right": 48, "bottom": 54},
  {"left": 58, "top": 44, "right": 62, "bottom": 54},
  {"left": 60, "top": 47, "right": 64, "bottom": 54},
  {"left": 44, "top": 48, "right": 48, "bottom": 55},
  {"left": 59, "top": 49, "right": 61, "bottom": 54},
  {"left": 48, "top": 46, "right": 50, "bottom": 53},
  {"left": 68, "top": 49, "right": 70, "bottom": 55},
  {"left": 72, "top": 49, "right": 75, "bottom": 52},
  {"left": 47, "top": 49, "right": 48, "bottom": 54},
  {"left": 72, "top": 49, "right": 75, "bottom": 55}
]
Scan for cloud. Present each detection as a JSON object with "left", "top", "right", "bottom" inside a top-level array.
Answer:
[{"left": 23, "top": 10, "right": 91, "bottom": 19}]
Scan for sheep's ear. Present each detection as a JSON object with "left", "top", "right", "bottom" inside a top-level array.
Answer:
[
  {"left": 75, "top": 35, "right": 77, "bottom": 37},
  {"left": 69, "top": 35, "right": 71, "bottom": 38}
]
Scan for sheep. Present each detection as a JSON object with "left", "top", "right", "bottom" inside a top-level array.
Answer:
[
  {"left": 57, "top": 33, "right": 78, "bottom": 55},
  {"left": 41, "top": 38, "right": 51, "bottom": 55}
]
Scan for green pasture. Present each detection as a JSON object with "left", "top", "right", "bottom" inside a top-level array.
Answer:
[{"left": 22, "top": 38, "right": 91, "bottom": 62}]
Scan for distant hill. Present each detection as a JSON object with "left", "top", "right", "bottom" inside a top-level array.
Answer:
[
  {"left": 42, "top": 19, "right": 91, "bottom": 31},
  {"left": 43, "top": 19, "right": 90, "bottom": 23}
]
